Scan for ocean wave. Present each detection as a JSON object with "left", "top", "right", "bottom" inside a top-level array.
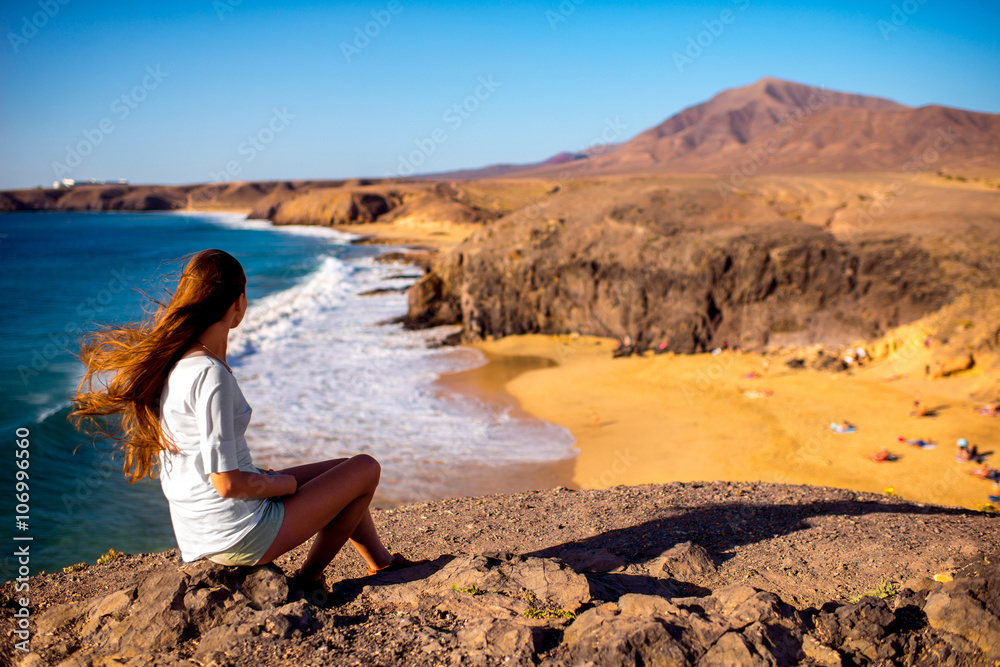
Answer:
[
  {"left": 227, "top": 252, "right": 577, "bottom": 484},
  {"left": 228, "top": 254, "right": 356, "bottom": 360},
  {"left": 35, "top": 398, "right": 71, "bottom": 424}
]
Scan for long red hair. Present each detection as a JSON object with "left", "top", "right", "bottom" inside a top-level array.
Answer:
[{"left": 69, "top": 249, "right": 247, "bottom": 483}]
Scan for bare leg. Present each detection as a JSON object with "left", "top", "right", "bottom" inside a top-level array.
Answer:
[
  {"left": 348, "top": 508, "right": 390, "bottom": 568},
  {"left": 269, "top": 458, "right": 392, "bottom": 571},
  {"left": 256, "top": 455, "right": 392, "bottom": 577}
]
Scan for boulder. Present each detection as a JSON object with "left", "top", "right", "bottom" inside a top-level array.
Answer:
[
  {"left": 413, "top": 553, "right": 591, "bottom": 612},
  {"left": 557, "top": 547, "right": 626, "bottom": 573},
  {"left": 931, "top": 352, "right": 976, "bottom": 378},
  {"left": 924, "top": 589, "right": 1000, "bottom": 661},
  {"left": 648, "top": 542, "right": 718, "bottom": 582},
  {"left": 563, "top": 603, "right": 690, "bottom": 667},
  {"left": 456, "top": 617, "right": 541, "bottom": 663}
]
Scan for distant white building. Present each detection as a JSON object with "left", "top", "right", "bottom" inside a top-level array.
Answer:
[{"left": 52, "top": 178, "right": 128, "bottom": 189}]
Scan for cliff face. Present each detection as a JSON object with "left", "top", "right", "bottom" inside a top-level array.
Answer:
[
  {"left": 405, "top": 176, "right": 999, "bottom": 352},
  {"left": 408, "top": 217, "right": 946, "bottom": 351}
]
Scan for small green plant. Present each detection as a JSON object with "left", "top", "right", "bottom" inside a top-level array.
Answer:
[
  {"left": 850, "top": 579, "right": 898, "bottom": 604},
  {"left": 63, "top": 562, "right": 88, "bottom": 573},
  {"left": 451, "top": 584, "right": 488, "bottom": 596},
  {"left": 96, "top": 548, "right": 125, "bottom": 565},
  {"left": 524, "top": 607, "right": 577, "bottom": 620},
  {"left": 975, "top": 502, "right": 998, "bottom": 514},
  {"left": 521, "top": 590, "right": 576, "bottom": 620}
]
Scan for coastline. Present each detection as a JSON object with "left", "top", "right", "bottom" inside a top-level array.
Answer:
[
  {"left": 431, "top": 350, "right": 578, "bottom": 495},
  {"left": 333, "top": 215, "right": 997, "bottom": 511}
]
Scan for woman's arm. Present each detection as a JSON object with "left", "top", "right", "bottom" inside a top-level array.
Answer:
[{"left": 210, "top": 469, "right": 297, "bottom": 499}]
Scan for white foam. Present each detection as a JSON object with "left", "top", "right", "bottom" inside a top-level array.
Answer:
[
  {"left": 36, "top": 399, "right": 69, "bottom": 423},
  {"left": 225, "top": 243, "right": 577, "bottom": 504},
  {"left": 182, "top": 210, "right": 362, "bottom": 243}
]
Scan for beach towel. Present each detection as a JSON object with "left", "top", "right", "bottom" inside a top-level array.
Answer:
[
  {"left": 741, "top": 389, "right": 772, "bottom": 399},
  {"left": 830, "top": 423, "right": 856, "bottom": 434},
  {"left": 899, "top": 437, "right": 936, "bottom": 449}
]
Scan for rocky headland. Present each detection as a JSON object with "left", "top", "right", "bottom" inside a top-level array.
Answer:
[{"left": 3, "top": 482, "right": 999, "bottom": 666}]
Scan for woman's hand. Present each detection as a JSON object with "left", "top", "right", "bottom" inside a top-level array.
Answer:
[{"left": 210, "top": 469, "right": 297, "bottom": 499}]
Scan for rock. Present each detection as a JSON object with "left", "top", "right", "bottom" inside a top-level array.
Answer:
[
  {"left": 685, "top": 610, "right": 730, "bottom": 647},
  {"left": 80, "top": 588, "right": 136, "bottom": 635},
  {"left": 241, "top": 564, "right": 289, "bottom": 609},
  {"left": 456, "top": 618, "right": 540, "bottom": 663},
  {"left": 648, "top": 542, "right": 718, "bottom": 582},
  {"left": 931, "top": 352, "right": 975, "bottom": 378},
  {"left": 717, "top": 589, "right": 785, "bottom": 629},
  {"left": 836, "top": 597, "right": 895, "bottom": 641},
  {"left": 415, "top": 553, "right": 591, "bottom": 612},
  {"left": 563, "top": 603, "right": 690, "bottom": 667},
  {"left": 28, "top": 561, "right": 296, "bottom": 666},
  {"left": 617, "top": 593, "right": 681, "bottom": 617},
  {"left": 89, "top": 589, "right": 134, "bottom": 621},
  {"left": 16, "top": 653, "right": 47, "bottom": 667},
  {"left": 697, "top": 631, "right": 763, "bottom": 667},
  {"left": 924, "top": 589, "right": 1000, "bottom": 661},
  {"left": 709, "top": 584, "right": 758, "bottom": 616},
  {"left": 742, "top": 620, "right": 803, "bottom": 665},
  {"left": 562, "top": 601, "right": 619, "bottom": 645},
  {"left": 192, "top": 623, "right": 242, "bottom": 663},
  {"left": 269, "top": 189, "right": 396, "bottom": 226},
  {"left": 434, "top": 589, "right": 529, "bottom": 622},
  {"left": 34, "top": 602, "right": 90, "bottom": 638},
  {"left": 557, "top": 547, "right": 626, "bottom": 573},
  {"left": 811, "top": 350, "right": 845, "bottom": 372},
  {"left": 105, "top": 568, "right": 190, "bottom": 653},
  {"left": 13, "top": 485, "right": 1000, "bottom": 667},
  {"left": 801, "top": 634, "right": 843, "bottom": 667}
]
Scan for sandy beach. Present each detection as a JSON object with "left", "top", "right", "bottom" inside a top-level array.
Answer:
[{"left": 458, "top": 333, "right": 997, "bottom": 511}]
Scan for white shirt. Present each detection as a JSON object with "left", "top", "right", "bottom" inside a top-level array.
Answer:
[{"left": 158, "top": 355, "right": 267, "bottom": 562}]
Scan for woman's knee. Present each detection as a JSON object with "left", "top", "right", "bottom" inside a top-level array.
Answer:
[{"left": 352, "top": 454, "right": 381, "bottom": 485}]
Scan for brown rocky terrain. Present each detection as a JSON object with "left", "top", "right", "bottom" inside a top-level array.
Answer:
[{"left": 4, "top": 482, "right": 1000, "bottom": 666}]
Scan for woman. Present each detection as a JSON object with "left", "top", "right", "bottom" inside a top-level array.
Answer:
[{"left": 70, "top": 249, "right": 420, "bottom": 591}]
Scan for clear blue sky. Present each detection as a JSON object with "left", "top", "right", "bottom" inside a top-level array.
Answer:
[{"left": 1, "top": 0, "right": 998, "bottom": 189}]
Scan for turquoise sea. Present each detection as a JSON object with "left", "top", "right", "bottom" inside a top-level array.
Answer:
[{"left": 0, "top": 211, "right": 575, "bottom": 578}]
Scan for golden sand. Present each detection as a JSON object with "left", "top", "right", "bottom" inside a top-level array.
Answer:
[
  {"left": 332, "top": 219, "right": 480, "bottom": 254},
  {"left": 461, "top": 334, "right": 996, "bottom": 511}
]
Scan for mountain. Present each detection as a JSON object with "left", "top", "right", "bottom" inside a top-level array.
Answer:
[
  {"left": 415, "top": 152, "right": 589, "bottom": 181},
  {"left": 436, "top": 77, "right": 1000, "bottom": 178}
]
